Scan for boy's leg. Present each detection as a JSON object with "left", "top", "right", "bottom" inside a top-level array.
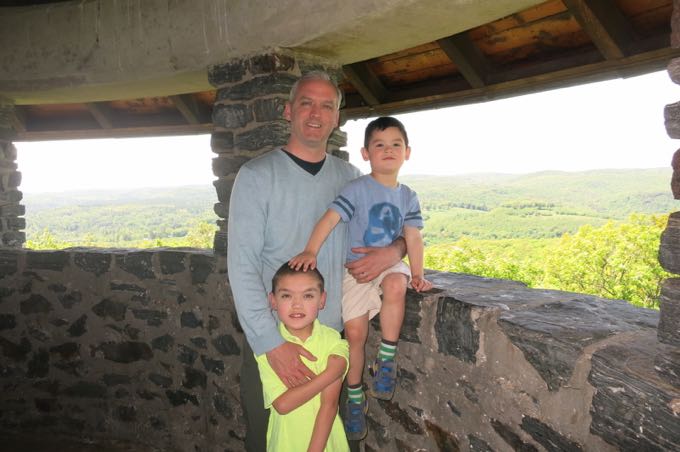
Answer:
[
  {"left": 343, "top": 314, "right": 370, "bottom": 441},
  {"left": 369, "top": 272, "right": 407, "bottom": 400},
  {"left": 240, "top": 339, "right": 269, "bottom": 452}
]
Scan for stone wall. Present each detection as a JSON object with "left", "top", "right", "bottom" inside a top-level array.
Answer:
[
  {"left": 1, "top": 248, "right": 678, "bottom": 451},
  {"left": 0, "top": 101, "right": 24, "bottom": 248}
]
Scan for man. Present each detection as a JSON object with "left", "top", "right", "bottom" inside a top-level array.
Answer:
[{"left": 227, "top": 71, "right": 405, "bottom": 451}]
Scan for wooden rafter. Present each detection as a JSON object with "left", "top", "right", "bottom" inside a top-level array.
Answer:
[
  {"left": 169, "top": 94, "right": 202, "bottom": 125},
  {"left": 85, "top": 102, "right": 113, "bottom": 129},
  {"left": 437, "top": 33, "right": 490, "bottom": 89},
  {"left": 563, "top": 0, "right": 635, "bottom": 60},
  {"left": 342, "top": 63, "right": 388, "bottom": 107}
]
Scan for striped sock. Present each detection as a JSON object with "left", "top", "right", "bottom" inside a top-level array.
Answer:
[
  {"left": 347, "top": 383, "right": 364, "bottom": 405},
  {"left": 378, "top": 339, "right": 398, "bottom": 361}
]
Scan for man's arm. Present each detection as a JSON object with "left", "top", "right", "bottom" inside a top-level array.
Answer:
[
  {"left": 345, "top": 236, "right": 407, "bottom": 284},
  {"left": 228, "top": 165, "right": 315, "bottom": 386},
  {"left": 307, "top": 376, "right": 343, "bottom": 452},
  {"left": 271, "top": 354, "right": 346, "bottom": 414}
]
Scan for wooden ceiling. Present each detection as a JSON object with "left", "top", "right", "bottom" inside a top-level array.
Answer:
[{"left": 8, "top": 0, "right": 678, "bottom": 141}]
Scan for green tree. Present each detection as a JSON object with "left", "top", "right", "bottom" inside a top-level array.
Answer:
[
  {"left": 543, "top": 214, "right": 669, "bottom": 308},
  {"left": 184, "top": 221, "right": 216, "bottom": 248},
  {"left": 26, "top": 228, "right": 69, "bottom": 250}
]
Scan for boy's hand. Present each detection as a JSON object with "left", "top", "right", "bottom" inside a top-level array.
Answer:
[
  {"left": 410, "top": 276, "right": 432, "bottom": 292},
  {"left": 289, "top": 252, "right": 318, "bottom": 271},
  {"left": 267, "top": 342, "right": 317, "bottom": 388}
]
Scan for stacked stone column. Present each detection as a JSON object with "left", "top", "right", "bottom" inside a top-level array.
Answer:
[
  {"left": 208, "top": 52, "right": 347, "bottom": 255},
  {"left": 0, "top": 100, "right": 25, "bottom": 248}
]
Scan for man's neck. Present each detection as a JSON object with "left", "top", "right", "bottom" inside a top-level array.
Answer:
[{"left": 284, "top": 140, "right": 327, "bottom": 163}]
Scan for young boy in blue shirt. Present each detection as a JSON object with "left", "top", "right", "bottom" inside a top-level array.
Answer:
[
  {"left": 290, "top": 116, "right": 432, "bottom": 440},
  {"left": 256, "top": 263, "right": 350, "bottom": 451}
]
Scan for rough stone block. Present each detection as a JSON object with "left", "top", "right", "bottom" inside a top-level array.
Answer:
[
  {"left": 115, "top": 252, "right": 155, "bottom": 280},
  {"left": 74, "top": 252, "right": 111, "bottom": 276},
  {"left": 435, "top": 296, "right": 479, "bottom": 363},
  {"left": 0, "top": 313, "right": 16, "bottom": 330},
  {"left": 0, "top": 249, "right": 20, "bottom": 276},
  {"left": 521, "top": 416, "right": 583, "bottom": 451},
  {"left": 67, "top": 314, "right": 87, "bottom": 337},
  {"left": 213, "top": 177, "right": 234, "bottom": 203},
  {"left": 212, "top": 103, "right": 253, "bottom": 129},
  {"left": 210, "top": 131, "right": 234, "bottom": 153},
  {"left": 235, "top": 121, "right": 289, "bottom": 151},
  {"left": 213, "top": 201, "right": 228, "bottom": 219},
  {"left": 26, "top": 251, "right": 68, "bottom": 272},
  {"left": 658, "top": 277, "right": 680, "bottom": 346},
  {"left": 212, "top": 334, "right": 240, "bottom": 356},
  {"left": 190, "top": 253, "right": 215, "bottom": 284},
  {"left": 96, "top": 341, "right": 153, "bottom": 363},
  {"left": 247, "top": 53, "right": 295, "bottom": 75},
  {"left": 253, "top": 97, "right": 286, "bottom": 122},
  {"left": 1, "top": 230, "right": 25, "bottom": 247},
  {"left": 177, "top": 344, "right": 198, "bottom": 365},
  {"left": 92, "top": 298, "right": 127, "bottom": 321},
  {"left": 8, "top": 170, "right": 20, "bottom": 188},
  {"left": 7, "top": 216, "right": 25, "bottom": 230},
  {"left": 670, "top": 58, "right": 680, "bottom": 85},
  {"left": 180, "top": 311, "right": 203, "bottom": 328},
  {"left": 659, "top": 211, "right": 680, "bottom": 273},
  {"left": 665, "top": 101, "right": 680, "bottom": 139},
  {"left": 0, "top": 141, "right": 17, "bottom": 160},
  {"left": 212, "top": 155, "right": 249, "bottom": 178},
  {"left": 158, "top": 250, "right": 186, "bottom": 275},
  {"left": 0, "top": 204, "right": 25, "bottom": 216},
  {"left": 208, "top": 62, "right": 246, "bottom": 87},
  {"left": 213, "top": 230, "right": 228, "bottom": 256},
  {"left": 216, "top": 73, "right": 297, "bottom": 102},
  {"left": 132, "top": 309, "right": 167, "bottom": 326},
  {"left": 499, "top": 297, "right": 658, "bottom": 391},
  {"left": 672, "top": 0, "right": 680, "bottom": 48},
  {"left": 589, "top": 334, "right": 680, "bottom": 451},
  {"left": 654, "top": 344, "right": 680, "bottom": 387},
  {"left": 151, "top": 334, "right": 174, "bottom": 352},
  {"left": 0, "top": 190, "right": 22, "bottom": 204},
  {"left": 672, "top": 149, "right": 680, "bottom": 199},
  {"left": 64, "top": 381, "right": 107, "bottom": 399},
  {"left": 491, "top": 418, "right": 538, "bottom": 451},
  {"left": 20, "top": 294, "right": 52, "bottom": 314}
]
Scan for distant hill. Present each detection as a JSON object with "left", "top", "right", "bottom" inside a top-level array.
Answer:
[{"left": 23, "top": 169, "right": 676, "bottom": 246}]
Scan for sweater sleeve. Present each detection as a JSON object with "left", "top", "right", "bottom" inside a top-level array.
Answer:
[{"left": 227, "top": 164, "right": 284, "bottom": 355}]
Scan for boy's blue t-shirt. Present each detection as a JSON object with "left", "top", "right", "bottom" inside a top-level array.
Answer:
[{"left": 330, "top": 175, "right": 423, "bottom": 263}]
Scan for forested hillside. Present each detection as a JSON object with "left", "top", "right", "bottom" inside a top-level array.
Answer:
[{"left": 23, "top": 169, "right": 674, "bottom": 308}]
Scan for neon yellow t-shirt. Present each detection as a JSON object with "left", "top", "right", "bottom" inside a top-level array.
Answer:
[{"left": 255, "top": 320, "right": 350, "bottom": 452}]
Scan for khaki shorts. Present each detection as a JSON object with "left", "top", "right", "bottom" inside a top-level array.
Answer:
[{"left": 342, "top": 261, "right": 411, "bottom": 322}]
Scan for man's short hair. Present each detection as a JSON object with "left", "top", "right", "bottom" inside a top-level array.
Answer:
[
  {"left": 289, "top": 70, "right": 343, "bottom": 110},
  {"left": 271, "top": 262, "right": 325, "bottom": 293},
  {"left": 364, "top": 116, "right": 409, "bottom": 148}
]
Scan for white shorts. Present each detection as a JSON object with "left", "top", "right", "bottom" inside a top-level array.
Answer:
[{"left": 342, "top": 261, "right": 411, "bottom": 322}]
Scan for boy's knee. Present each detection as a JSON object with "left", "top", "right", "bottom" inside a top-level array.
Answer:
[{"left": 381, "top": 273, "right": 408, "bottom": 297}]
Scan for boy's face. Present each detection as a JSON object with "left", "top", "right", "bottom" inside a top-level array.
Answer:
[
  {"left": 361, "top": 126, "right": 411, "bottom": 176},
  {"left": 269, "top": 272, "right": 326, "bottom": 340}
]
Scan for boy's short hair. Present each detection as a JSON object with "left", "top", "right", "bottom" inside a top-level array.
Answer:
[
  {"left": 272, "top": 263, "right": 325, "bottom": 293},
  {"left": 289, "top": 70, "right": 343, "bottom": 110},
  {"left": 364, "top": 116, "right": 409, "bottom": 148}
]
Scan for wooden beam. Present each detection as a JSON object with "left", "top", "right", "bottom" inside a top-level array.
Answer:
[
  {"left": 10, "top": 106, "right": 26, "bottom": 133},
  {"left": 342, "top": 46, "right": 680, "bottom": 119},
  {"left": 85, "top": 102, "right": 113, "bottom": 129},
  {"left": 563, "top": 0, "right": 635, "bottom": 60},
  {"left": 14, "top": 123, "right": 214, "bottom": 142},
  {"left": 169, "top": 94, "right": 202, "bottom": 125},
  {"left": 437, "top": 33, "right": 489, "bottom": 89},
  {"left": 342, "top": 63, "right": 388, "bottom": 106}
]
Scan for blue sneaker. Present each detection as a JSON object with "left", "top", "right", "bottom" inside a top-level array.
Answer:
[
  {"left": 343, "top": 400, "right": 367, "bottom": 441},
  {"left": 368, "top": 358, "right": 397, "bottom": 400}
]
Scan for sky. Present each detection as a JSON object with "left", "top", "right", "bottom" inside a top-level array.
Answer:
[{"left": 15, "top": 69, "right": 679, "bottom": 193}]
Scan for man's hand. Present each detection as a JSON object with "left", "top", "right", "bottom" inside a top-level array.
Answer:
[
  {"left": 346, "top": 241, "right": 404, "bottom": 284},
  {"left": 266, "top": 341, "right": 317, "bottom": 388}
]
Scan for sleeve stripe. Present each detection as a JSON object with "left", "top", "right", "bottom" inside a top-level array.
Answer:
[
  {"left": 333, "top": 195, "right": 355, "bottom": 218},
  {"left": 332, "top": 199, "right": 354, "bottom": 219}
]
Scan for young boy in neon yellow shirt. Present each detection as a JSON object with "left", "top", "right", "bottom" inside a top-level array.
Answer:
[
  {"left": 290, "top": 117, "right": 432, "bottom": 440},
  {"left": 256, "top": 263, "right": 350, "bottom": 451}
]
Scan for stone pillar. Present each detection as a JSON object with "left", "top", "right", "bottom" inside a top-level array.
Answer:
[
  {"left": 208, "top": 51, "right": 347, "bottom": 255},
  {"left": 0, "top": 100, "right": 25, "bottom": 248}
]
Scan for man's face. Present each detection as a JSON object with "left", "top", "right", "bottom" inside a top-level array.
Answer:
[
  {"left": 284, "top": 79, "right": 340, "bottom": 150},
  {"left": 269, "top": 272, "right": 326, "bottom": 340}
]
